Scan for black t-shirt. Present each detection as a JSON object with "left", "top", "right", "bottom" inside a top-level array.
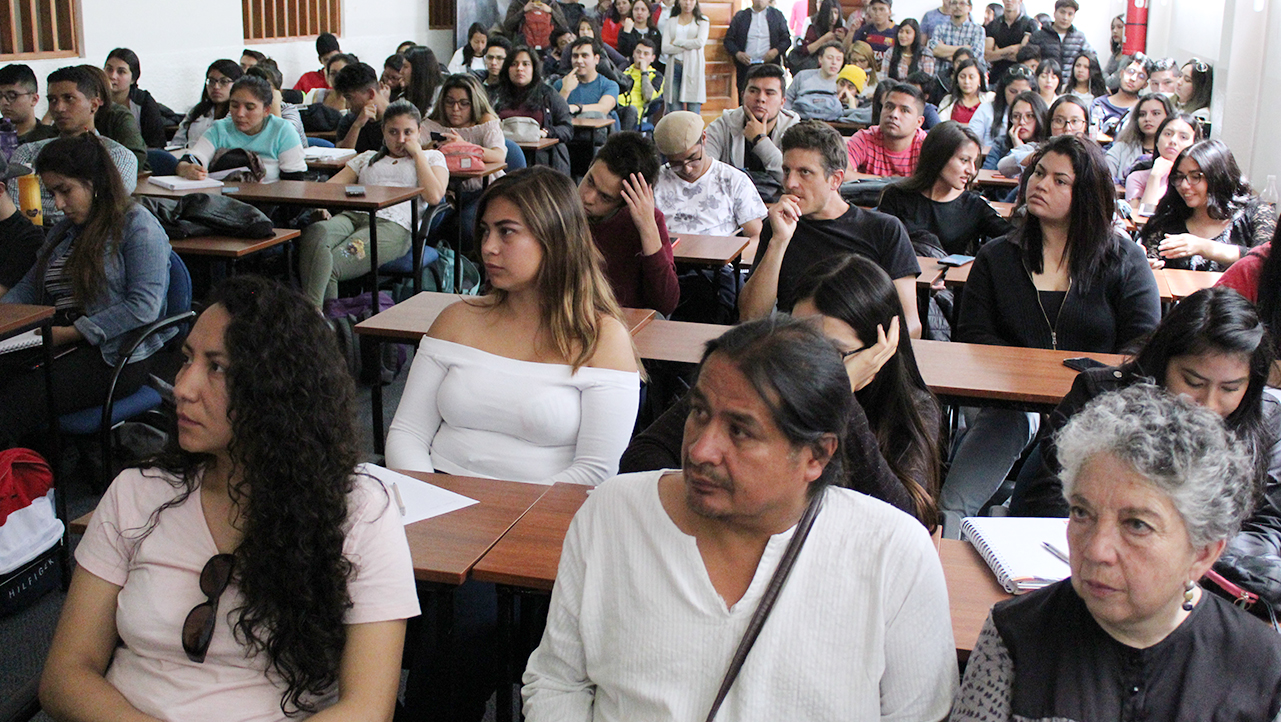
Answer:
[
  {"left": 335, "top": 114, "right": 384, "bottom": 154},
  {"left": 750, "top": 204, "right": 920, "bottom": 312},
  {"left": 877, "top": 186, "right": 1013, "bottom": 256},
  {"left": 985, "top": 14, "right": 1040, "bottom": 83},
  {"left": 0, "top": 210, "right": 44, "bottom": 289}
]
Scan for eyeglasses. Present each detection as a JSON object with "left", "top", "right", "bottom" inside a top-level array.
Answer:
[
  {"left": 1006, "top": 66, "right": 1035, "bottom": 80},
  {"left": 841, "top": 343, "right": 872, "bottom": 359},
  {"left": 182, "top": 553, "right": 235, "bottom": 663},
  {"left": 1009, "top": 112, "right": 1037, "bottom": 123},
  {"left": 205, "top": 77, "right": 234, "bottom": 88},
  {"left": 0, "top": 91, "right": 33, "bottom": 103},
  {"left": 1122, "top": 67, "right": 1148, "bottom": 81},
  {"left": 1051, "top": 116, "right": 1087, "bottom": 130},
  {"left": 1171, "top": 170, "right": 1206, "bottom": 186},
  {"left": 666, "top": 149, "right": 703, "bottom": 171},
  {"left": 443, "top": 98, "right": 472, "bottom": 109},
  {"left": 484, "top": 53, "right": 507, "bottom": 62}
]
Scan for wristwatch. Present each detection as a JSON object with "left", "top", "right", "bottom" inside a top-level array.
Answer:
[
  {"left": 573, "top": 103, "right": 583, "bottom": 115},
  {"left": 749, "top": 133, "right": 765, "bottom": 144}
]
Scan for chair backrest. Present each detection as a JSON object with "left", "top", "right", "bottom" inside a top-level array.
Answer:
[
  {"left": 503, "top": 138, "right": 527, "bottom": 171},
  {"left": 167, "top": 251, "right": 193, "bottom": 316}
]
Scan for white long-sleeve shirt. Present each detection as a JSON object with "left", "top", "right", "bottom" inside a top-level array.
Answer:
[
  {"left": 385, "top": 336, "right": 639, "bottom": 486},
  {"left": 522, "top": 471, "right": 959, "bottom": 720}
]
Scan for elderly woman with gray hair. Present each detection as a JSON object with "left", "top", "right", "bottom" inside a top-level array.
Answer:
[{"left": 952, "top": 384, "right": 1281, "bottom": 722}]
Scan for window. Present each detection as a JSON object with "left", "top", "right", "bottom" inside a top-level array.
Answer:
[
  {"left": 0, "top": 0, "right": 79, "bottom": 59},
  {"left": 429, "top": 0, "right": 454, "bottom": 29},
  {"left": 243, "top": 0, "right": 341, "bottom": 42}
]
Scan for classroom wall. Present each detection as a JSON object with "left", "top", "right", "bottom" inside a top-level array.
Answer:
[{"left": 12, "top": 0, "right": 454, "bottom": 116}]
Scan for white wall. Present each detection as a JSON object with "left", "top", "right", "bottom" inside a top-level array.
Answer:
[{"left": 13, "top": 0, "right": 454, "bottom": 116}]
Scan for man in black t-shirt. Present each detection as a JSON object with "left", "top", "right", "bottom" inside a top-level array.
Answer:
[
  {"left": 333, "top": 62, "right": 389, "bottom": 153},
  {"left": 740, "top": 120, "right": 921, "bottom": 337},
  {"left": 985, "top": 0, "right": 1040, "bottom": 85},
  {"left": 0, "top": 162, "right": 44, "bottom": 296}
]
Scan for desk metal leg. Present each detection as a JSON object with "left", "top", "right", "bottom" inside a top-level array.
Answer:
[
  {"left": 41, "top": 319, "right": 69, "bottom": 588},
  {"left": 370, "top": 335, "right": 385, "bottom": 456},
  {"left": 495, "top": 585, "right": 516, "bottom": 722},
  {"left": 368, "top": 210, "right": 382, "bottom": 316},
  {"left": 411, "top": 199, "right": 422, "bottom": 295},
  {"left": 450, "top": 179, "right": 464, "bottom": 293}
]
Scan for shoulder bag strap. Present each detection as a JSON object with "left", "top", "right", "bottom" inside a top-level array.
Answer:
[{"left": 704, "top": 490, "right": 825, "bottom": 722}]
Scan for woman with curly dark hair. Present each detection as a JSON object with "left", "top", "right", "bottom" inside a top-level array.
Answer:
[{"left": 41, "top": 275, "right": 419, "bottom": 722}]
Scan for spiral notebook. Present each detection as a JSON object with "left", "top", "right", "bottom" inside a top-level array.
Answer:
[
  {"left": 0, "top": 330, "right": 41, "bottom": 356},
  {"left": 960, "top": 517, "right": 1071, "bottom": 594}
]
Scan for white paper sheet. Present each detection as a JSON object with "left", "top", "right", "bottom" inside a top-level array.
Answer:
[{"left": 357, "top": 463, "right": 478, "bottom": 525}]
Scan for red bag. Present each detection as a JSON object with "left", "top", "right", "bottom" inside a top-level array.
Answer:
[
  {"left": 523, "top": 9, "right": 554, "bottom": 50},
  {"left": 0, "top": 448, "right": 62, "bottom": 615},
  {"left": 438, "top": 139, "right": 487, "bottom": 174}
]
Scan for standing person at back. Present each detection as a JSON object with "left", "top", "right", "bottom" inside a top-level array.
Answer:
[
  {"left": 1029, "top": 0, "right": 1092, "bottom": 71},
  {"left": 723, "top": 0, "right": 789, "bottom": 99},
  {"left": 740, "top": 120, "right": 922, "bottom": 337},
  {"left": 985, "top": 0, "right": 1038, "bottom": 84},
  {"left": 662, "top": 0, "right": 710, "bottom": 114},
  {"left": 928, "top": 0, "right": 987, "bottom": 86},
  {"left": 851, "top": 0, "right": 897, "bottom": 69},
  {"left": 652, "top": 111, "right": 766, "bottom": 248},
  {"left": 578, "top": 132, "right": 680, "bottom": 315},
  {"left": 294, "top": 33, "right": 342, "bottom": 92},
  {"left": 846, "top": 82, "right": 928, "bottom": 178},
  {"left": 920, "top": 0, "right": 951, "bottom": 42},
  {"left": 705, "top": 64, "right": 798, "bottom": 200}
]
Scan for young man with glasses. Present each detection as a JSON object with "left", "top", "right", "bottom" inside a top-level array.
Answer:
[
  {"left": 578, "top": 131, "right": 680, "bottom": 315},
  {"left": 478, "top": 37, "right": 511, "bottom": 95},
  {"left": 652, "top": 111, "right": 766, "bottom": 246},
  {"left": 0, "top": 64, "right": 42, "bottom": 138},
  {"left": 333, "top": 63, "right": 389, "bottom": 153},
  {"left": 1091, "top": 55, "right": 1153, "bottom": 139}
]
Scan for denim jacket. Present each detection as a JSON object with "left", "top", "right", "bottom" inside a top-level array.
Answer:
[{"left": 2, "top": 204, "right": 172, "bottom": 366}]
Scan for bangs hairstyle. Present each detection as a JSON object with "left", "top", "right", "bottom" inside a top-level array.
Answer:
[
  {"left": 33, "top": 135, "right": 131, "bottom": 305},
  {"left": 1114, "top": 92, "right": 1173, "bottom": 146},
  {"left": 136, "top": 275, "right": 360, "bottom": 717},
  {"left": 1045, "top": 93, "right": 1089, "bottom": 134},
  {"left": 1142, "top": 139, "right": 1250, "bottom": 251},
  {"left": 1008, "top": 91, "right": 1049, "bottom": 143},
  {"left": 1129, "top": 286, "right": 1273, "bottom": 491},
  {"left": 188, "top": 59, "right": 243, "bottom": 122},
  {"left": 847, "top": 41, "right": 879, "bottom": 84},
  {"left": 1034, "top": 58, "right": 1062, "bottom": 94},
  {"left": 1070, "top": 52, "right": 1106, "bottom": 97},
  {"left": 1014, "top": 134, "right": 1118, "bottom": 285},
  {"left": 106, "top": 47, "right": 141, "bottom": 84},
  {"left": 428, "top": 73, "right": 496, "bottom": 126},
  {"left": 699, "top": 316, "right": 851, "bottom": 497},
  {"left": 890, "top": 120, "right": 981, "bottom": 197},
  {"left": 473, "top": 167, "right": 630, "bottom": 372},
  {"left": 800, "top": 254, "right": 941, "bottom": 529},
  {"left": 500, "top": 46, "right": 543, "bottom": 97}
]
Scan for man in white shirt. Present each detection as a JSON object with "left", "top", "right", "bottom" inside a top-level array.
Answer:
[
  {"left": 521, "top": 316, "right": 958, "bottom": 722},
  {"left": 652, "top": 111, "right": 765, "bottom": 246}
]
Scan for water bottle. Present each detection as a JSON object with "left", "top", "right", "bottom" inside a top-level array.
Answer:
[
  {"left": 0, "top": 119, "right": 17, "bottom": 163},
  {"left": 1260, "top": 175, "right": 1279, "bottom": 222}
]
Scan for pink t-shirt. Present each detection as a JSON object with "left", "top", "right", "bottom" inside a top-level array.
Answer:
[
  {"left": 76, "top": 468, "right": 420, "bottom": 722},
  {"left": 845, "top": 126, "right": 927, "bottom": 177}
]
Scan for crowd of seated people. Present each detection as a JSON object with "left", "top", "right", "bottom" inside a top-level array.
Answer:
[{"left": 4, "top": 4, "right": 1281, "bottom": 722}]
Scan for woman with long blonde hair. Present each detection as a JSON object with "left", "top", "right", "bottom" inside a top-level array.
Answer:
[{"left": 386, "top": 166, "right": 640, "bottom": 487}]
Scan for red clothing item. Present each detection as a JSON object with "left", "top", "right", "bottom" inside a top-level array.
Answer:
[
  {"left": 1217, "top": 241, "right": 1269, "bottom": 304},
  {"left": 846, "top": 126, "right": 927, "bottom": 178},
  {"left": 293, "top": 69, "right": 329, "bottom": 92},
  {"left": 950, "top": 101, "right": 979, "bottom": 124},
  {"left": 601, "top": 17, "right": 622, "bottom": 48},
  {"left": 590, "top": 206, "right": 680, "bottom": 316}
]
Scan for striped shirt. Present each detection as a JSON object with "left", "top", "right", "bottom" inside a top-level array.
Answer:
[{"left": 846, "top": 126, "right": 926, "bottom": 177}]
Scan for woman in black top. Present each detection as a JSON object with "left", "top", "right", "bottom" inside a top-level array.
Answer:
[
  {"left": 491, "top": 46, "right": 573, "bottom": 173},
  {"left": 103, "top": 48, "right": 166, "bottom": 149},
  {"left": 878, "top": 121, "right": 1012, "bottom": 257},
  {"left": 942, "top": 135, "right": 1161, "bottom": 520},
  {"left": 620, "top": 254, "right": 943, "bottom": 530},
  {"left": 1141, "top": 139, "right": 1274, "bottom": 272}
]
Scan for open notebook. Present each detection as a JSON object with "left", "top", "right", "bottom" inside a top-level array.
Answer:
[
  {"left": 961, "top": 517, "right": 1071, "bottom": 594},
  {"left": 0, "top": 330, "right": 41, "bottom": 356}
]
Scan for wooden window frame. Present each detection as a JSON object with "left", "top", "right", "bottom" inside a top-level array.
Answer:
[
  {"left": 428, "top": 0, "right": 454, "bottom": 30},
  {"left": 243, "top": 0, "right": 342, "bottom": 43},
  {"left": 0, "top": 0, "right": 81, "bottom": 61}
]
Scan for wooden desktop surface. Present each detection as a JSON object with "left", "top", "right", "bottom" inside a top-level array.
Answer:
[
  {"left": 471, "top": 482, "right": 590, "bottom": 590},
  {"left": 134, "top": 179, "right": 422, "bottom": 210},
  {"left": 0, "top": 304, "right": 54, "bottom": 337},
  {"left": 671, "top": 234, "right": 750, "bottom": 266},
  {"left": 169, "top": 228, "right": 301, "bottom": 259},
  {"left": 939, "top": 538, "right": 1011, "bottom": 654},
  {"left": 354, "top": 292, "right": 657, "bottom": 342},
  {"left": 914, "top": 339, "right": 1125, "bottom": 408},
  {"left": 571, "top": 117, "right": 614, "bottom": 129},
  {"left": 517, "top": 138, "right": 560, "bottom": 150},
  {"left": 450, "top": 160, "right": 507, "bottom": 180},
  {"left": 1163, "top": 268, "right": 1223, "bottom": 300},
  {"left": 975, "top": 169, "right": 1018, "bottom": 188},
  {"left": 305, "top": 156, "right": 355, "bottom": 172}
]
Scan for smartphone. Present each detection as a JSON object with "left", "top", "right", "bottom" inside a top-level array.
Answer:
[
  {"left": 938, "top": 254, "right": 974, "bottom": 267},
  {"left": 1063, "top": 356, "right": 1108, "bottom": 372},
  {"left": 429, "top": 131, "right": 447, "bottom": 142},
  {"left": 345, "top": 185, "right": 366, "bottom": 196}
]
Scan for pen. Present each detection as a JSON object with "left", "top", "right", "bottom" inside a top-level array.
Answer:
[
  {"left": 391, "top": 482, "right": 406, "bottom": 516},
  {"left": 1042, "top": 541, "right": 1069, "bottom": 565}
]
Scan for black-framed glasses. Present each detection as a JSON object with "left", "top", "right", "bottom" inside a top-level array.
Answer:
[
  {"left": 182, "top": 553, "right": 235, "bottom": 663},
  {"left": 0, "top": 90, "right": 32, "bottom": 103},
  {"left": 666, "top": 149, "right": 704, "bottom": 171},
  {"left": 1171, "top": 170, "right": 1205, "bottom": 186},
  {"left": 1051, "top": 116, "right": 1087, "bottom": 130},
  {"left": 841, "top": 343, "right": 872, "bottom": 360},
  {"left": 205, "top": 77, "right": 234, "bottom": 88}
]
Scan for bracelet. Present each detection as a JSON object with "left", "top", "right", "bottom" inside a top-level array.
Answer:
[{"left": 750, "top": 133, "right": 765, "bottom": 144}]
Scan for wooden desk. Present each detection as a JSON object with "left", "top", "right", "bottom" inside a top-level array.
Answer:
[
  {"left": 915, "top": 339, "right": 1125, "bottom": 411},
  {"left": 169, "top": 228, "right": 300, "bottom": 260},
  {"left": 445, "top": 161, "right": 507, "bottom": 293},
  {"left": 570, "top": 116, "right": 614, "bottom": 130},
  {"left": 671, "top": 234, "right": 749, "bottom": 267},
  {"left": 939, "top": 538, "right": 1011, "bottom": 658},
  {"left": 355, "top": 292, "right": 653, "bottom": 453},
  {"left": 517, "top": 137, "right": 559, "bottom": 165},
  {"left": 307, "top": 130, "right": 338, "bottom": 142},
  {"left": 1161, "top": 268, "right": 1221, "bottom": 301},
  {"left": 990, "top": 201, "right": 1015, "bottom": 218},
  {"left": 631, "top": 319, "right": 726, "bottom": 364},
  {"left": 471, "top": 482, "right": 589, "bottom": 590},
  {"left": 305, "top": 155, "right": 355, "bottom": 174},
  {"left": 975, "top": 169, "right": 1018, "bottom": 189},
  {"left": 825, "top": 119, "right": 869, "bottom": 135}
]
